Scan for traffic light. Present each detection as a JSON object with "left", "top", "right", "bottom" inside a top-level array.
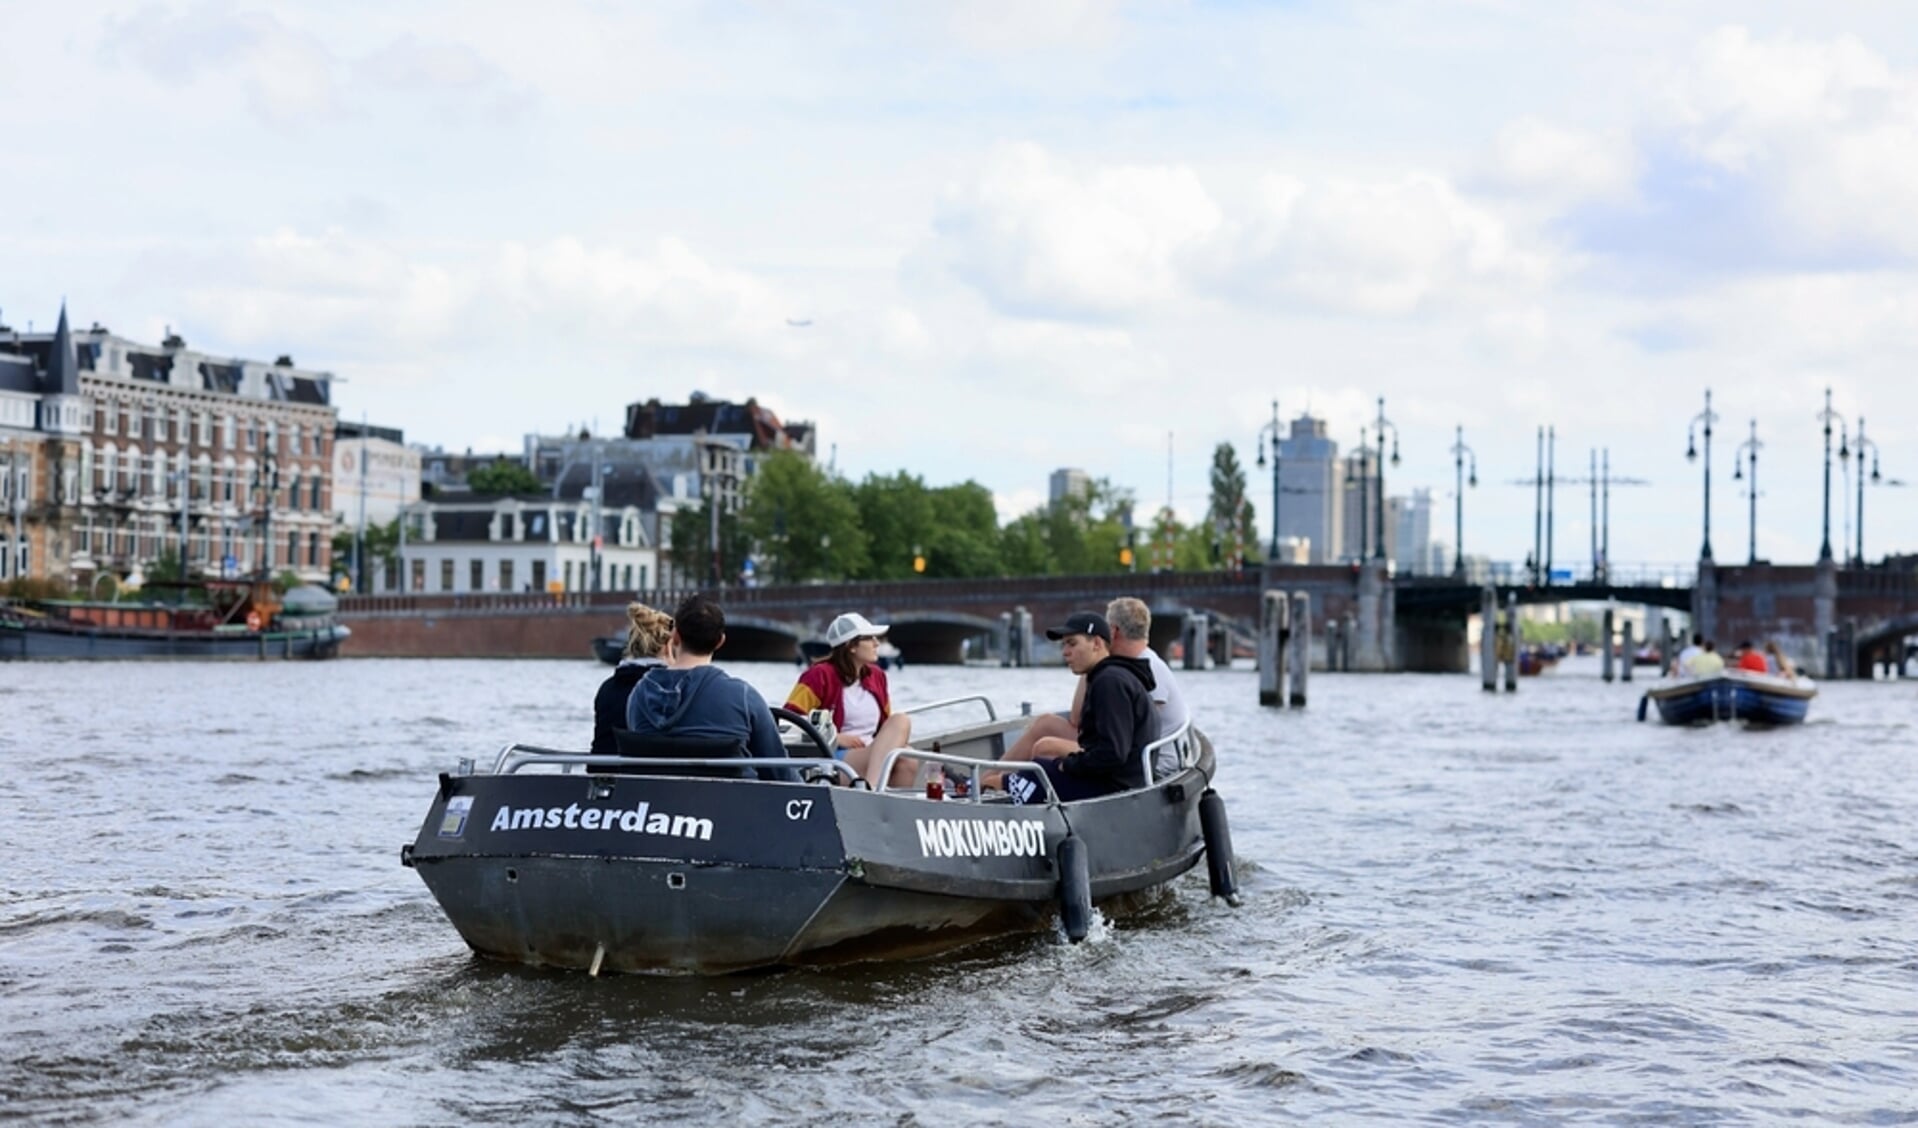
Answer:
[
  {"left": 913, "top": 554, "right": 927, "bottom": 574},
  {"left": 1119, "top": 546, "right": 1134, "bottom": 568}
]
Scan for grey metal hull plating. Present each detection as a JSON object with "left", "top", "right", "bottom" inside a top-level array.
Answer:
[
  {"left": 405, "top": 736, "right": 1216, "bottom": 973},
  {"left": 0, "top": 622, "right": 350, "bottom": 661}
]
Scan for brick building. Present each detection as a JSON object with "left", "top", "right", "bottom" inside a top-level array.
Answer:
[{"left": 0, "top": 304, "right": 339, "bottom": 587}]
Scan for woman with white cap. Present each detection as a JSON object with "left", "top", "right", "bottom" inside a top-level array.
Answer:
[{"left": 786, "top": 611, "right": 914, "bottom": 787}]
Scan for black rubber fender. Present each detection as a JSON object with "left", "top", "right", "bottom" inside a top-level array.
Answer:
[
  {"left": 1058, "top": 834, "right": 1092, "bottom": 942},
  {"left": 1199, "top": 789, "right": 1241, "bottom": 906}
]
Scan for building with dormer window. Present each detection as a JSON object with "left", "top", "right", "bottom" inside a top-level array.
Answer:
[{"left": 0, "top": 303, "right": 340, "bottom": 587}]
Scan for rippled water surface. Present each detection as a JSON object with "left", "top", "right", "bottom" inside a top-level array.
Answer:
[{"left": 3, "top": 656, "right": 1915, "bottom": 1124}]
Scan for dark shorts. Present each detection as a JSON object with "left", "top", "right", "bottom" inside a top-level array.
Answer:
[{"left": 1006, "top": 756, "right": 1124, "bottom": 805}]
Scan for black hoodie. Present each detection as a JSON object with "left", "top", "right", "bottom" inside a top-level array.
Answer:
[{"left": 1058, "top": 653, "right": 1159, "bottom": 791}]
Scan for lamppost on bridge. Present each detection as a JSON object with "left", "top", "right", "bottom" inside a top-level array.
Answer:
[
  {"left": 1685, "top": 388, "right": 1717, "bottom": 562},
  {"left": 1449, "top": 424, "right": 1476, "bottom": 580},
  {"left": 1853, "top": 417, "right": 1881, "bottom": 567},
  {"left": 1371, "top": 397, "right": 1400, "bottom": 563},
  {"left": 1731, "top": 419, "right": 1762, "bottom": 565},
  {"left": 1816, "top": 386, "right": 1848, "bottom": 563},
  {"left": 1346, "top": 426, "right": 1369, "bottom": 561},
  {"left": 1253, "top": 399, "right": 1283, "bottom": 564}
]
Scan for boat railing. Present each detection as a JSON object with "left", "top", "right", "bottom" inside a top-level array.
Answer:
[
  {"left": 901, "top": 694, "right": 999, "bottom": 728},
  {"left": 488, "top": 743, "right": 860, "bottom": 783},
  {"left": 1139, "top": 720, "right": 1194, "bottom": 788},
  {"left": 875, "top": 746, "right": 1061, "bottom": 806}
]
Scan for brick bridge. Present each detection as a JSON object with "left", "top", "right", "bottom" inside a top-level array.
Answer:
[{"left": 337, "top": 561, "right": 1916, "bottom": 676}]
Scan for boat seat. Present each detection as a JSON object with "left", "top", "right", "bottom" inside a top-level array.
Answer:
[{"left": 608, "top": 729, "right": 753, "bottom": 779}]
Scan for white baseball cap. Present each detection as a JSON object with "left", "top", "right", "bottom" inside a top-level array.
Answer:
[{"left": 825, "top": 611, "right": 889, "bottom": 648}]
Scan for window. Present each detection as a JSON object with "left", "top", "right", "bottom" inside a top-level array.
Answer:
[
  {"left": 222, "top": 414, "right": 235, "bottom": 448},
  {"left": 196, "top": 412, "right": 211, "bottom": 446},
  {"left": 470, "top": 559, "right": 483, "bottom": 591},
  {"left": 622, "top": 564, "right": 632, "bottom": 589},
  {"left": 310, "top": 477, "right": 322, "bottom": 510},
  {"left": 563, "top": 560, "right": 573, "bottom": 591},
  {"left": 638, "top": 564, "right": 648, "bottom": 590},
  {"left": 246, "top": 421, "right": 258, "bottom": 451},
  {"left": 439, "top": 559, "right": 454, "bottom": 592},
  {"left": 286, "top": 472, "right": 301, "bottom": 512},
  {"left": 291, "top": 426, "right": 303, "bottom": 455},
  {"left": 499, "top": 559, "right": 514, "bottom": 591},
  {"left": 528, "top": 513, "right": 546, "bottom": 539},
  {"left": 288, "top": 531, "right": 299, "bottom": 568},
  {"left": 531, "top": 560, "right": 546, "bottom": 590},
  {"left": 309, "top": 532, "right": 321, "bottom": 569}
]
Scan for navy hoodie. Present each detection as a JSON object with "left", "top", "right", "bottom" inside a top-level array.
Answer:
[
  {"left": 625, "top": 665, "right": 796, "bottom": 781},
  {"left": 1057, "top": 653, "right": 1159, "bottom": 791}
]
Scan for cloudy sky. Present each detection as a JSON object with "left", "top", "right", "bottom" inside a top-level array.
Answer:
[{"left": 6, "top": 1, "right": 1918, "bottom": 570}]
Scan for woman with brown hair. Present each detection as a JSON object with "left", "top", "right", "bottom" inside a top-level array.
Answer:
[
  {"left": 591, "top": 602, "right": 675, "bottom": 756},
  {"left": 786, "top": 612, "right": 914, "bottom": 787}
]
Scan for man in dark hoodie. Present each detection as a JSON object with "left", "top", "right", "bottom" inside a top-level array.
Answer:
[
  {"left": 624, "top": 593, "right": 797, "bottom": 781},
  {"left": 1006, "top": 611, "right": 1157, "bottom": 805}
]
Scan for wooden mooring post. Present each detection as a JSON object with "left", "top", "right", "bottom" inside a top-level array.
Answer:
[
  {"left": 1480, "top": 585, "right": 1498, "bottom": 692},
  {"left": 1259, "top": 590, "right": 1289, "bottom": 707},
  {"left": 1502, "top": 591, "right": 1519, "bottom": 692},
  {"left": 1289, "top": 592, "right": 1310, "bottom": 707},
  {"left": 1620, "top": 619, "right": 1635, "bottom": 683},
  {"left": 1183, "top": 612, "right": 1210, "bottom": 671},
  {"left": 1602, "top": 608, "right": 1617, "bottom": 683}
]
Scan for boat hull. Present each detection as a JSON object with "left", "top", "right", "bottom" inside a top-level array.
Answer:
[
  {"left": 0, "top": 621, "right": 349, "bottom": 661},
  {"left": 405, "top": 736, "right": 1215, "bottom": 973},
  {"left": 1645, "top": 673, "right": 1815, "bottom": 726}
]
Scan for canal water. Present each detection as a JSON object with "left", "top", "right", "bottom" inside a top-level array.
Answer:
[{"left": 2, "top": 657, "right": 1913, "bottom": 1124}]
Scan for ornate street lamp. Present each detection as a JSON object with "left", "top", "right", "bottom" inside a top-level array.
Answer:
[
  {"left": 1253, "top": 400, "right": 1282, "bottom": 563},
  {"left": 1854, "top": 418, "right": 1881, "bottom": 566},
  {"left": 1372, "top": 397, "right": 1400, "bottom": 562},
  {"left": 1816, "top": 387, "right": 1848, "bottom": 562},
  {"left": 1731, "top": 419, "right": 1761, "bottom": 565},
  {"left": 1685, "top": 389, "right": 1717, "bottom": 561},
  {"left": 1449, "top": 424, "right": 1476, "bottom": 579}
]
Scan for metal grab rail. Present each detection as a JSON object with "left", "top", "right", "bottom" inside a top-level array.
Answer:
[
  {"left": 1139, "top": 720, "right": 1194, "bottom": 788},
  {"left": 875, "top": 747, "right": 1060, "bottom": 807},
  {"left": 489, "top": 743, "right": 857, "bottom": 783},
  {"left": 899, "top": 694, "right": 999, "bottom": 725}
]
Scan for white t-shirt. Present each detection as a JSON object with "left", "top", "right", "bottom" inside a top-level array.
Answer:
[
  {"left": 840, "top": 679, "right": 882, "bottom": 741},
  {"left": 1143, "top": 648, "right": 1190, "bottom": 780}
]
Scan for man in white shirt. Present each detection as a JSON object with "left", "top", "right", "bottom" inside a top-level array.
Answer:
[
  {"left": 992, "top": 595, "right": 1188, "bottom": 784},
  {"left": 1106, "top": 597, "right": 1188, "bottom": 780}
]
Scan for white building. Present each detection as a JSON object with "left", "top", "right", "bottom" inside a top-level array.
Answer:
[
  {"left": 391, "top": 492, "right": 658, "bottom": 595},
  {"left": 332, "top": 422, "right": 420, "bottom": 528}
]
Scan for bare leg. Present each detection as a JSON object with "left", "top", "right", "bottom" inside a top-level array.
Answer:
[
  {"left": 863, "top": 713, "right": 916, "bottom": 788},
  {"left": 987, "top": 714, "right": 1076, "bottom": 790}
]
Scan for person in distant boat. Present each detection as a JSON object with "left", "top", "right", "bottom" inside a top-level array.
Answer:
[
  {"left": 591, "top": 601, "right": 674, "bottom": 756},
  {"left": 625, "top": 593, "right": 796, "bottom": 781},
  {"left": 1005, "top": 611, "right": 1157, "bottom": 806},
  {"left": 1688, "top": 639, "right": 1726, "bottom": 677},
  {"left": 1733, "top": 640, "right": 1770, "bottom": 674},
  {"left": 1764, "top": 640, "right": 1797, "bottom": 679},
  {"left": 1670, "top": 632, "right": 1703, "bottom": 677},
  {"left": 785, "top": 612, "right": 914, "bottom": 788},
  {"left": 995, "top": 597, "right": 1187, "bottom": 782}
]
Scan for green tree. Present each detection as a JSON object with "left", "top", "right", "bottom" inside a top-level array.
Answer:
[
  {"left": 668, "top": 500, "right": 752, "bottom": 587},
  {"left": 1000, "top": 479, "right": 1136, "bottom": 575},
  {"left": 467, "top": 461, "right": 541, "bottom": 495},
  {"left": 924, "top": 481, "right": 1004, "bottom": 578},
  {"left": 1206, "top": 442, "right": 1257, "bottom": 569},
  {"left": 850, "top": 471, "right": 936, "bottom": 580},
  {"left": 739, "top": 451, "right": 868, "bottom": 582},
  {"left": 331, "top": 518, "right": 402, "bottom": 590}
]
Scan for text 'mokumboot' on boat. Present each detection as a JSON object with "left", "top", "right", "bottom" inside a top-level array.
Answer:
[
  {"left": 402, "top": 697, "right": 1240, "bottom": 974},
  {"left": 1638, "top": 670, "right": 1818, "bottom": 726}
]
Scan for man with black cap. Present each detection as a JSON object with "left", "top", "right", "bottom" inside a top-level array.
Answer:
[{"left": 1004, "top": 610, "right": 1158, "bottom": 805}]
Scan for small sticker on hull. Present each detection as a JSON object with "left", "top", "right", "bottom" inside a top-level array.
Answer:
[{"left": 438, "top": 796, "right": 474, "bottom": 838}]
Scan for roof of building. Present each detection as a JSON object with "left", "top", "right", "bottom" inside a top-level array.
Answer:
[{"left": 622, "top": 394, "right": 809, "bottom": 452}]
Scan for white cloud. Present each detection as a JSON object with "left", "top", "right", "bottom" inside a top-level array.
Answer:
[
  {"left": 1481, "top": 116, "right": 1637, "bottom": 207},
  {"left": 935, "top": 143, "right": 1222, "bottom": 318}
]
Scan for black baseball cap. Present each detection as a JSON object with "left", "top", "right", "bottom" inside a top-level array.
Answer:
[{"left": 1045, "top": 611, "right": 1111, "bottom": 643}]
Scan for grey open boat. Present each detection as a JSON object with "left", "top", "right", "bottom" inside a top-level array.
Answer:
[{"left": 402, "top": 697, "right": 1238, "bottom": 974}]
